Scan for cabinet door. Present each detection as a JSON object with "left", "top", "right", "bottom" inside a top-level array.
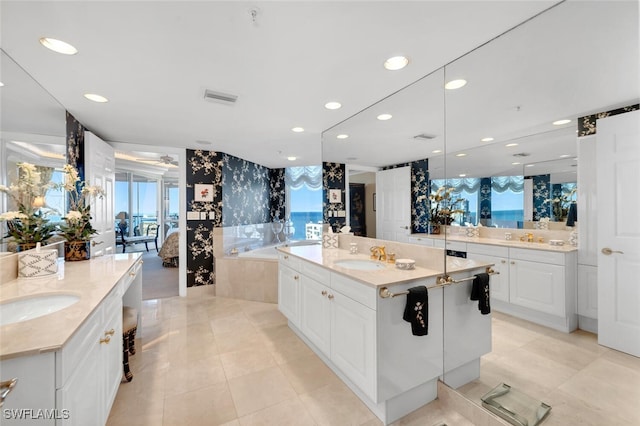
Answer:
[
  {"left": 278, "top": 264, "right": 300, "bottom": 326},
  {"left": 509, "top": 259, "right": 565, "bottom": 316},
  {"left": 299, "top": 276, "right": 331, "bottom": 357},
  {"left": 56, "top": 336, "right": 102, "bottom": 426},
  {"left": 103, "top": 301, "right": 123, "bottom": 420},
  {"left": 330, "top": 292, "right": 376, "bottom": 401},
  {"left": 466, "top": 253, "right": 509, "bottom": 302}
]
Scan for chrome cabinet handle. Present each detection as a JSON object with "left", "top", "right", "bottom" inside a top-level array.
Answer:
[
  {"left": 91, "top": 240, "right": 104, "bottom": 247},
  {"left": 601, "top": 247, "right": 624, "bottom": 255},
  {"left": 0, "top": 378, "right": 17, "bottom": 408},
  {"left": 294, "top": 275, "right": 299, "bottom": 280},
  {"left": 321, "top": 290, "right": 327, "bottom": 296},
  {"left": 501, "top": 260, "right": 506, "bottom": 264},
  {"left": 327, "top": 294, "right": 334, "bottom": 300}
]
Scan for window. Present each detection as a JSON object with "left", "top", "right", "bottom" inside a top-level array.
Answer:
[
  {"left": 491, "top": 176, "right": 524, "bottom": 227},
  {"left": 285, "top": 166, "right": 322, "bottom": 240}
]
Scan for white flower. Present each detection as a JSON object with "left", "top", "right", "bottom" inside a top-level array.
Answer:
[
  {"left": 0, "top": 211, "right": 29, "bottom": 221},
  {"left": 65, "top": 210, "right": 84, "bottom": 222}
]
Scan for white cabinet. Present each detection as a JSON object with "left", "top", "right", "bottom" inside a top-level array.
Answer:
[
  {"left": 467, "top": 243, "right": 577, "bottom": 332},
  {"left": 278, "top": 264, "right": 301, "bottom": 327},
  {"left": 466, "top": 244, "right": 509, "bottom": 302},
  {"left": 299, "top": 275, "right": 331, "bottom": 357},
  {"left": 57, "top": 283, "right": 123, "bottom": 426}
]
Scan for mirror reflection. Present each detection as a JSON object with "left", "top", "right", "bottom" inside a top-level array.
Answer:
[{"left": 0, "top": 50, "right": 66, "bottom": 254}]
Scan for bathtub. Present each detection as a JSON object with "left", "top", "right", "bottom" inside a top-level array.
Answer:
[{"left": 216, "top": 240, "right": 320, "bottom": 303}]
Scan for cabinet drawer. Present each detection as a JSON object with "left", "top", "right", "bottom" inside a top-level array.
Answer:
[
  {"left": 279, "top": 252, "right": 301, "bottom": 270},
  {"left": 122, "top": 260, "right": 142, "bottom": 293},
  {"left": 300, "top": 259, "right": 331, "bottom": 285},
  {"left": 467, "top": 243, "right": 509, "bottom": 258},
  {"left": 331, "top": 273, "right": 377, "bottom": 310},
  {"left": 408, "top": 236, "right": 434, "bottom": 247},
  {"left": 444, "top": 241, "right": 467, "bottom": 252},
  {"left": 509, "top": 248, "right": 565, "bottom": 265}
]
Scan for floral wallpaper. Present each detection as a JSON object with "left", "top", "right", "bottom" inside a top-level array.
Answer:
[
  {"left": 479, "top": 177, "right": 492, "bottom": 221},
  {"left": 578, "top": 104, "right": 639, "bottom": 137},
  {"left": 186, "top": 149, "right": 285, "bottom": 287},
  {"left": 532, "top": 174, "right": 550, "bottom": 221},
  {"left": 66, "top": 111, "right": 85, "bottom": 180},
  {"left": 410, "top": 159, "right": 429, "bottom": 233},
  {"left": 322, "top": 162, "right": 346, "bottom": 231}
]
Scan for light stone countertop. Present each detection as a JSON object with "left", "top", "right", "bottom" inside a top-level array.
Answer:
[
  {"left": 0, "top": 253, "right": 141, "bottom": 361},
  {"left": 410, "top": 233, "right": 578, "bottom": 253},
  {"left": 277, "top": 245, "right": 491, "bottom": 288}
]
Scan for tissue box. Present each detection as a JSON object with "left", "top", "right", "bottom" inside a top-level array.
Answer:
[
  {"left": 18, "top": 249, "right": 58, "bottom": 278},
  {"left": 322, "top": 234, "right": 339, "bottom": 249}
]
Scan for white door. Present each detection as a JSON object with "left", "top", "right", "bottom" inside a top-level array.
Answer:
[
  {"left": 84, "top": 131, "right": 115, "bottom": 257},
  {"left": 597, "top": 110, "right": 640, "bottom": 357},
  {"left": 376, "top": 167, "right": 410, "bottom": 242}
]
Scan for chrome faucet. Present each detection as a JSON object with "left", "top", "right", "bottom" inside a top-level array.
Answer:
[{"left": 370, "top": 246, "right": 386, "bottom": 261}]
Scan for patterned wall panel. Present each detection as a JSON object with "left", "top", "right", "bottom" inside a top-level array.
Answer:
[
  {"left": 532, "top": 174, "right": 550, "bottom": 220},
  {"left": 578, "top": 104, "right": 639, "bottom": 137},
  {"left": 322, "top": 162, "right": 346, "bottom": 231},
  {"left": 65, "top": 111, "right": 85, "bottom": 179},
  {"left": 410, "top": 159, "right": 430, "bottom": 233},
  {"left": 221, "top": 154, "right": 271, "bottom": 227},
  {"left": 269, "top": 168, "right": 286, "bottom": 221},
  {"left": 186, "top": 149, "right": 223, "bottom": 287},
  {"left": 479, "top": 177, "right": 492, "bottom": 221}
]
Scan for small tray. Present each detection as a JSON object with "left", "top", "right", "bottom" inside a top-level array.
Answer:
[{"left": 481, "top": 383, "right": 551, "bottom": 426}]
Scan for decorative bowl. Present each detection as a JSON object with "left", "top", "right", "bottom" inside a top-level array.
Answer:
[{"left": 395, "top": 259, "right": 416, "bottom": 270}]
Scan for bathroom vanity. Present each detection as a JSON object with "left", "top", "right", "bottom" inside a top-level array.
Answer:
[
  {"left": 0, "top": 253, "right": 142, "bottom": 425},
  {"left": 277, "top": 237, "right": 492, "bottom": 425},
  {"left": 409, "top": 233, "right": 578, "bottom": 332}
]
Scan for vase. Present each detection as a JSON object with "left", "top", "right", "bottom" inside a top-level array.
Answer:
[
  {"left": 64, "top": 241, "right": 91, "bottom": 261},
  {"left": 16, "top": 242, "right": 37, "bottom": 252},
  {"left": 429, "top": 224, "right": 440, "bottom": 235}
]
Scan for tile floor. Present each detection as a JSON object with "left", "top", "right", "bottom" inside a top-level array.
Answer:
[{"left": 107, "top": 287, "right": 639, "bottom": 425}]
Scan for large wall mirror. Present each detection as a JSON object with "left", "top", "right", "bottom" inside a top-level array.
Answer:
[
  {"left": 321, "top": 0, "right": 638, "bottom": 415},
  {"left": 443, "top": 0, "right": 638, "bottom": 410},
  {"left": 0, "top": 49, "right": 66, "bottom": 254}
]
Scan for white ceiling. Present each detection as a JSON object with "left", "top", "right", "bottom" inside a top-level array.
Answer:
[{"left": 1, "top": 0, "right": 568, "bottom": 169}]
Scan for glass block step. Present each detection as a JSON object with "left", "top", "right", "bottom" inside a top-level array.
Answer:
[{"left": 481, "top": 383, "right": 551, "bottom": 426}]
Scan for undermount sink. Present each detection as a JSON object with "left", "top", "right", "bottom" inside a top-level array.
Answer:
[
  {"left": 0, "top": 294, "right": 80, "bottom": 326},
  {"left": 333, "top": 259, "right": 386, "bottom": 271}
]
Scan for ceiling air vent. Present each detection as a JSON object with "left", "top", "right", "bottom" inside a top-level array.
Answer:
[
  {"left": 413, "top": 133, "right": 437, "bottom": 140},
  {"left": 204, "top": 89, "right": 238, "bottom": 105},
  {"left": 513, "top": 152, "right": 531, "bottom": 157}
]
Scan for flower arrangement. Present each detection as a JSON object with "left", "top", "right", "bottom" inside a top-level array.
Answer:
[
  {"left": 428, "top": 186, "right": 465, "bottom": 225},
  {"left": 0, "top": 162, "right": 56, "bottom": 246},
  {"left": 57, "top": 164, "right": 105, "bottom": 242},
  {"left": 544, "top": 186, "right": 577, "bottom": 220}
]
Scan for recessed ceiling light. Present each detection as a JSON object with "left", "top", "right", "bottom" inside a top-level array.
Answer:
[
  {"left": 0, "top": 82, "right": 4, "bottom": 87},
  {"left": 291, "top": 127, "right": 304, "bottom": 133},
  {"left": 553, "top": 119, "right": 571, "bottom": 126},
  {"left": 512, "top": 162, "right": 521, "bottom": 165},
  {"left": 505, "top": 143, "right": 518, "bottom": 147},
  {"left": 39, "top": 37, "right": 78, "bottom": 55},
  {"left": 445, "top": 79, "right": 467, "bottom": 90},
  {"left": 432, "top": 149, "right": 442, "bottom": 154},
  {"left": 525, "top": 164, "right": 535, "bottom": 167},
  {"left": 336, "top": 134, "right": 349, "bottom": 139},
  {"left": 84, "top": 93, "right": 108, "bottom": 103},
  {"left": 287, "top": 156, "right": 297, "bottom": 161},
  {"left": 324, "top": 101, "right": 342, "bottom": 110},
  {"left": 559, "top": 154, "right": 570, "bottom": 158},
  {"left": 383, "top": 56, "right": 409, "bottom": 71},
  {"left": 459, "top": 174, "right": 466, "bottom": 177},
  {"left": 377, "top": 114, "right": 392, "bottom": 121},
  {"left": 481, "top": 137, "right": 494, "bottom": 142},
  {"left": 456, "top": 153, "right": 467, "bottom": 157}
]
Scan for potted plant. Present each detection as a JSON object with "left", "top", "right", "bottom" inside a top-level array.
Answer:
[
  {"left": 428, "top": 186, "right": 465, "bottom": 234},
  {"left": 0, "top": 162, "right": 57, "bottom": 251},
  {"left": 57, "top": 164, "right": 105, "bottom": 261}
]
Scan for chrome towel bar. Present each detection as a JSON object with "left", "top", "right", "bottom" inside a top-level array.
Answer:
[{"left": 379, "top": 268, "right": 499, "bottom": 299}]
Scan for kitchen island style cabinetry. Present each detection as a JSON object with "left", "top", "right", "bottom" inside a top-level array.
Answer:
[
  {"left": 277, "top": 246, "right": 490, "bottom": 425},
  {"left": 466, "top": 242, "right": 577, "bottom": 332},
  {"left": 0, "top": 255, "right": 142, "bottom": 426}
]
